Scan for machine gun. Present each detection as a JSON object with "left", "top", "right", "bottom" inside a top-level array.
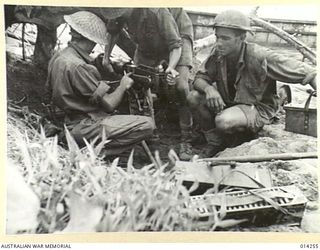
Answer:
[
  {"left": 94, "top": 54, "right": 154, "bottom": 116},
  {"left": 94, "top": 54, "right": 173, "bottom": 116},
  {"left": 123, "top": 62, "right": 180, "bottom": 120},
  {"left": 123, "top": 61, "right": 169, "bottom": 94},
  {"left": 94, "top": 53, "right": 168, "bottom": 92}
]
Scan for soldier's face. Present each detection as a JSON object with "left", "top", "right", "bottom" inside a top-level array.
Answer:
[{"left": 215, "top": 27, "right": 243, "bottom": 57}]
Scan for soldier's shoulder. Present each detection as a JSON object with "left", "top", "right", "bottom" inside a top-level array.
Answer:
[
  {"left": 246, "top": 42, "right": 269, "bottom": 60},
  {"left": 53, "top": 48, "right": 85, "bottom": 69}
]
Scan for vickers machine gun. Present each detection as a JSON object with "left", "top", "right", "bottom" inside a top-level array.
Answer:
[
  {"left": 123, "top": 62, "right": 168, "bottom": 93},
  {"left": 94, "top": 53, "right": 168, "bottom": 91},
  {"left": 94, "top": 54, "right": 171, "bottom": 117}
]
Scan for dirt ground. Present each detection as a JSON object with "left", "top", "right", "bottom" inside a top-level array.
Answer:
[{"left": 6, "top": 44, "right": 318, "bottom": 232}]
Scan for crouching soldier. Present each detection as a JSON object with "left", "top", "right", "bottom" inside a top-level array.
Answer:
[
  {"left": 47, "top": 11, "right": 154, "bottom": 156},
  {"left": 188, "top": 10, "right": 317, "bottom": 157}
]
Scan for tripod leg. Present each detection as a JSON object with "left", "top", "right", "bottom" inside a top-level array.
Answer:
[{"left": 141, "top": 140, "right": 160, "bottom": 168}]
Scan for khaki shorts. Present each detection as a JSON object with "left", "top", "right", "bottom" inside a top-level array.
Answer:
[{"left": 236, "top": 104, "right": 271, "bottom": 133}]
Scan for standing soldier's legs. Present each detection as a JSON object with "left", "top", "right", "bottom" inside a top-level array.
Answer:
[
  {"left": 175, "top": 37, "right": 194, "bottom": 160},
  {"left": 175, "top": 65, "right": 193, "bottom": 160}
]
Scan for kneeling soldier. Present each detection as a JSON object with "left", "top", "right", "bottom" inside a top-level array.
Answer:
[{"left": 47, "top": 11, "right": 154, "bottom": 156}]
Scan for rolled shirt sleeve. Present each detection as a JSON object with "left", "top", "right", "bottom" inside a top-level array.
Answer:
[
  {"left": 71, "top": 64, "right": 110, "bottom": 105},
  {"left": 156, "top": 8, "right": 182, "bottom": 52},
  {"left": 169, "top": 8, "right": 194, "bottom": 43},
  {"left": 90, "top": 81, "right": 111, "bottom": 105},
  {"left": 264, "top": 48, "right": 317, "bottom": 85}
]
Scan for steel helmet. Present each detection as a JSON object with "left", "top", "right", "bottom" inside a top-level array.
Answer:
[
  {"left": 213, "top": 10, "right": 252, "bottom": 33},
  {"left": 64, "top": 11, "right": 108, "bottom": 45}
]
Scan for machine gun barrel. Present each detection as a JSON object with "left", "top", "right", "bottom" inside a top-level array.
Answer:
[{"left": 106, "top": 74, "right": 151, "bottom": 89}]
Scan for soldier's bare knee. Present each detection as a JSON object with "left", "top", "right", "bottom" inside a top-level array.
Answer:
[{"left": 215, "top": 113, "right": 234, "bottom": 133}]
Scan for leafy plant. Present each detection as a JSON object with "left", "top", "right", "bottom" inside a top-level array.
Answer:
[{"left": 7, "top": 109, "right": 243, "bottom": 233}]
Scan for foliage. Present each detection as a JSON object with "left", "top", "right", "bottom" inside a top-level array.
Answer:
[{"left": 7, "top": 110, "right": 243, "bottom": 233}]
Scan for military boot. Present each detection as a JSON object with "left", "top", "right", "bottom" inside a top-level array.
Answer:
[
  {"left": 200, "top": 129, "right": 225, "bottom": 158},
  {"left": 179, "top": 131, "right": 193, "bottom": 161}
]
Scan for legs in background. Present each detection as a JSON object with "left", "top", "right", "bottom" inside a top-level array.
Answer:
[{"left": 175, "top": 65, "right": 193, "bottom": 160}]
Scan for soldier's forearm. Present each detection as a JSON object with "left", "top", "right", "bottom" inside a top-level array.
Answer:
[
  {"left": 101, "top": 85, "right": 126, "bottom": 112},
  {"left": 193, "top": 78, "right": 212, "bottom": 94},
  {"left": 168, "top": 47, "right": 182, "bottom": 69}
]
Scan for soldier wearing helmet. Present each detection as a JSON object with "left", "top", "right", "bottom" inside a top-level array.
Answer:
[
  {"left": 47, "top": 11, "right": 154, "bottom": 156},
  {"left": 188, "top": 10, "right": 317, "bottom": 157}
]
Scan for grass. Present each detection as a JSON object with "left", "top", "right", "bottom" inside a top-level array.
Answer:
[{"left": 7, "top": 109, "right": 236, "bottom": 233}]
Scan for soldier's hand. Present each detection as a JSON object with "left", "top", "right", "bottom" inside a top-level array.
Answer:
[
  {"left": 165, "top": 67, "right": 179, "bottom": 85},
  {"left": 204, "top": 85, "right": 225, "bottom": 113},
  {"left": 120, "top": 73, "right": 134, "bottom": 91}
]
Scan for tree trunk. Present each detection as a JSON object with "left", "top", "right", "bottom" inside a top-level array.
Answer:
[
  {"left": 33, "top": 25, "right": 57, "bottom": 70},
  {"left": 4, "top": 5, "right": 16, "bottom": 29},
  {"left": 250, "top": 16, "right": 316, "bottom": 65}
]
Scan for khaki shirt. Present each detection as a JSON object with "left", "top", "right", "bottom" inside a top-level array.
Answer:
[
  {"left": 126, "top": 8, "right": 182, "bottom": 61},
  {"left": 169, "top": 8, "right": 194, "bottom": 44},
  {"left": 195, "top": 42, "right": 316, "bottom": 120},
  {"left": 47, "top": 42, "right": 111, "bottom": 120}
]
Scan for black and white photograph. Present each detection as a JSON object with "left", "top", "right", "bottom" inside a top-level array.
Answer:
[{"left": 4, "top": 4, "right": 318, "bottom": 236}]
